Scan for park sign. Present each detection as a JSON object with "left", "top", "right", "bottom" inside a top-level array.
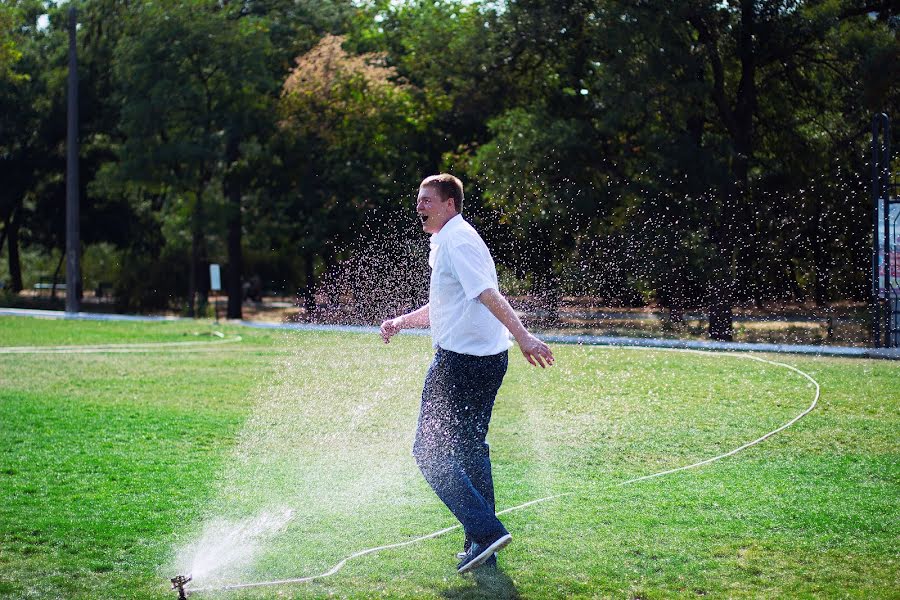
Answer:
[
  {"left": 876, "top": 200, "right": 900, "bottom": 295},
  {"left": 210, "top": 264, "right": 222, "bottom": 292}
]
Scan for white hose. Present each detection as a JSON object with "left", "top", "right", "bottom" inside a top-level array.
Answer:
[{"left": 186, "top": 347, "right": 820, "bottom": 595}]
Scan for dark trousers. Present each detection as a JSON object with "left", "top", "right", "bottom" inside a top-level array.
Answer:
[{"left": 412, "top": 347, "right": 509, "bottom": 546}]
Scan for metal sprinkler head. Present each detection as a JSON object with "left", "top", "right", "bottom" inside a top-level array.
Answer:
[{"left": 171, "top": 574, "right": 192, "bottom": 600}]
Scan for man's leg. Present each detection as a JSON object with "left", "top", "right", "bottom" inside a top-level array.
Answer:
[
  {"left": 447, "top": 351, "right": 512, "bottom": 573},
  {"left": 459, "top": 350, "right": 507, "bottom": 536},
  {"left": 413, "top": 349, "right": 509, "bottom": 546}
]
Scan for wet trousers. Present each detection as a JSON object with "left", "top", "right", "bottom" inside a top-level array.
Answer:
[{"left": 412, "top": 347, "right": 509, "bottom": 545}]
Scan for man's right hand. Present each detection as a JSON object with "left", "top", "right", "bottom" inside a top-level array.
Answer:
[{"left": 380, "top": 317, "right": 404, "bottom": 343}]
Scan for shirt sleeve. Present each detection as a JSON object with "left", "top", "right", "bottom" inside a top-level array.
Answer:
[{"left": 448, "top": 240, "right": 498, "bottom": 300}]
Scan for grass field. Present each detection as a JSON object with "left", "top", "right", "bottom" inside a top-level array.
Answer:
[{"left": 0, "top": 316, "right": 897, "bottom": 599}]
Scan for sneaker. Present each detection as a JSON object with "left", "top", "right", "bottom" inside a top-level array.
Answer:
[
  {"left": 456, "top": 533, "right": 472, "bottom": 560},
  {"left": 457, "top": 533, "right": 511, "bottom": 574},
  {"left": 456, "top": 534, "right": 473, "bottom": 560}
]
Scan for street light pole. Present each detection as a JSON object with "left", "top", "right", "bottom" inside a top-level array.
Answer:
[{"left": 65, "top": 6, "right": 81, "bottom": 313}]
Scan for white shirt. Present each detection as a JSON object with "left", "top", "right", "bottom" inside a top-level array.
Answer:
[{"left": 428, "top": 215, "right": 512, "bottom": 356}]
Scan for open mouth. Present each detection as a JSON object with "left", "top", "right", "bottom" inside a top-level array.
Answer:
[{"left": 419, "top": 214, "right": 429, "bottom": 225}]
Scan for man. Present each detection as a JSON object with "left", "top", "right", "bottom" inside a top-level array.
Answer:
[{"left": 380, "top": 173, "right": 555, "bottom": 574}]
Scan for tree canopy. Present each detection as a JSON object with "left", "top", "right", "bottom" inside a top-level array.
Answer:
[{"left": 1, "top": 0, "right": 897, "bottom": 336}]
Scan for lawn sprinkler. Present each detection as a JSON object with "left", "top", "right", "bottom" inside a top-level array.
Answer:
[{"left": 171, "top": 575, "right": 192, "bottom": 599}]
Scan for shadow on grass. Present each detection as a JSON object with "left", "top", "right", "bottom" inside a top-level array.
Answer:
[{"left": 441, "top": 566, "right": 519, "bottom": 600}]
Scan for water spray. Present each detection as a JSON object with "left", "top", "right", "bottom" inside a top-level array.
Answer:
[{"left": 170, "top": 575, "right": 191, "bottom": 599}]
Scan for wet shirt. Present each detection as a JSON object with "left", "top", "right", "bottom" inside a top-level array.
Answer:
[{"left": 428, "top": 215, "right": 512, "bottom": 356}]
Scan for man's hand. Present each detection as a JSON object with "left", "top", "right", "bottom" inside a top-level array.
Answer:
[
  {"left": 380, "top": 304, "right": 429, "bottom": 344},
  {"left": 476, "top": 288, "right": 555, "bottom": 368},
  {"left": 380, "top": 316, "right": 404, "bottom": 343},
  {"left": 516, "top": 333, "right": 555, "bottom": 368}
]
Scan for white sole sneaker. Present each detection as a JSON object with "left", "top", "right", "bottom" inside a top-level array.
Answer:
[
  {"left": 457, "top": 533, "right": 512, "bottom": 574},
  {"left": 457, "top": 551, "right": 496, "bottom": 560}
]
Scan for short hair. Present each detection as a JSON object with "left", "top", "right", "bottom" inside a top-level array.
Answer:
[{"left": 420, "top": 173, "right": 464, "bottom": 213}]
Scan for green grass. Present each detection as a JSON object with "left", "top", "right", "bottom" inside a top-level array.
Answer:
[{"left": 0, "top": 316, "right": 897, "bottom": 599}]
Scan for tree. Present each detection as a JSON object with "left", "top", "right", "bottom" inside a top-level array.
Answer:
[
  {"left": 613, "top": 0, "right": 898, "bottom": 338},
  {"left": 108, "top": 0, "right": 273, "bottom": 316},
  {"left": 0, "top": 1, "right": 69, "bottom": 294},
  {"left": 2, "top": 0, "right": 166, "bottom": 300},
  {"left": 467, "top": 0, "right": 898, "bottom": 338},
  {"left": 274, "top": 33, "right": 425, "bottom": 313},
  {"left": 0, "top": 2, "right": 27, "bottom": 83}
]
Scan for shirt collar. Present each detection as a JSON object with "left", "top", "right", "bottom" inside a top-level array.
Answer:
[{"left": 431, "top": 214, "right": 464, "bottom": 245}]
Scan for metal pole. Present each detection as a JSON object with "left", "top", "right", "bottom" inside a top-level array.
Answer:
[
  {"left": 882, "top": 115, "right": 894, "bottom": 347},
  {"left": 65, "top": 6, "right": 81, "bottom": 314},
  {"left": 872, "top": 114, "right": 885, "bottom": 347}
]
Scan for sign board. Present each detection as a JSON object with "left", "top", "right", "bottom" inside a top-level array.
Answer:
[
  {"left": 876, "top": 199, "right": 900, "bottom": 295},
  {"left": 209, "top": 264, "right": 222, "bottom": 291}
]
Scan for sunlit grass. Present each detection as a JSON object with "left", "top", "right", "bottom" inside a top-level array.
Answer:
[{"left": 0, "top": 316, "right": 896, "bottom": 599}]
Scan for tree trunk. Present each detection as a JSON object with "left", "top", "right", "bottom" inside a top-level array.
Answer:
[
  {"left": 188, "top": 233, "right": 198, "bottom": 317},
  {"left": 225, "top": 214, "right": 243, "bottom": 319},
  {"left": 691, "top": 1, "right": 758, "bottom": 339},
  {"left": 814, "top": 266, "right": 829, "bottom": 307},
  {"left": 708, "top": 284, "right": 734, "bottom": 341},
  {"left": 225, "top": 138, "right": 243, "bottom": 320},
  {"left": 7, "top": 205, "right": 23, "bottom": 293},
  {"left": 788, "top": 262, "right": 806, "bottom": 302},
  {"left": 0, "top": 209, "right": 11, "bottom": 255},
  {"left": 668, "top": 273, "right": 685, "bottom": 325},
  {"left": 707, "top": 256, "right": 736, "bottom": 341},
  {"left": 188, "top": 192, "right": 204, "bottom": 318},
  {"left": 812, "top": 199, "right": 829, "bottom": 307},
  {"left": 197, "top": 243, "right": 209, "bottom": 317},
  {"left": 50, "top": 250, "right": 65, "bottom": 300},
  {"left": 708, "top": 222, "right": 735, "bottom": 341}
]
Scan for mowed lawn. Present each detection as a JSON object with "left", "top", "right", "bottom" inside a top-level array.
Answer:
[{"left": 0, "top": 316, "right": 896, "bottom": 599}]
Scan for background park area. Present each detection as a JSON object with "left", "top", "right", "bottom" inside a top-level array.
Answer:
[
  {"left": 1, "top": 0, "right": 898, "bottom": 344},
  {"left": 1, "top": 1, "right": 899, "bottom": 599}
]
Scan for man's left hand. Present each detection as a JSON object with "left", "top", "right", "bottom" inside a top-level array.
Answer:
[{"left": 517, "top": 333, "right": 555, "bottom": 368}]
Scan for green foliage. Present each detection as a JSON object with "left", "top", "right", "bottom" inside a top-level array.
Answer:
[
  {"left": 0, "top": 2, "right": 27, "bottom": 84},
  {"left": 111, "top": 0, "right": 273, "bottom": 184},
  {"left": 1, "top": 0, "right": 897, "bottom": 319},
  {"left": 275, "top": 34, "right": 425, "bottom": 243},
  {"left": 248, "top": 31, "right": 434, "bottom": 303}
]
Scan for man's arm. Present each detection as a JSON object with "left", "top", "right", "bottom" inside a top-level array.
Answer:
[
  {"left": 478, "top": 288, "right": 555, "bottom": 368},
  {"left": 380, "top": 303, "right": 429, "bottom": 343}
]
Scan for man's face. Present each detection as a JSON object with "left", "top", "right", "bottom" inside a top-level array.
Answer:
[{"left": 416, "top": 185, "right": 457, "bottom": 234}]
